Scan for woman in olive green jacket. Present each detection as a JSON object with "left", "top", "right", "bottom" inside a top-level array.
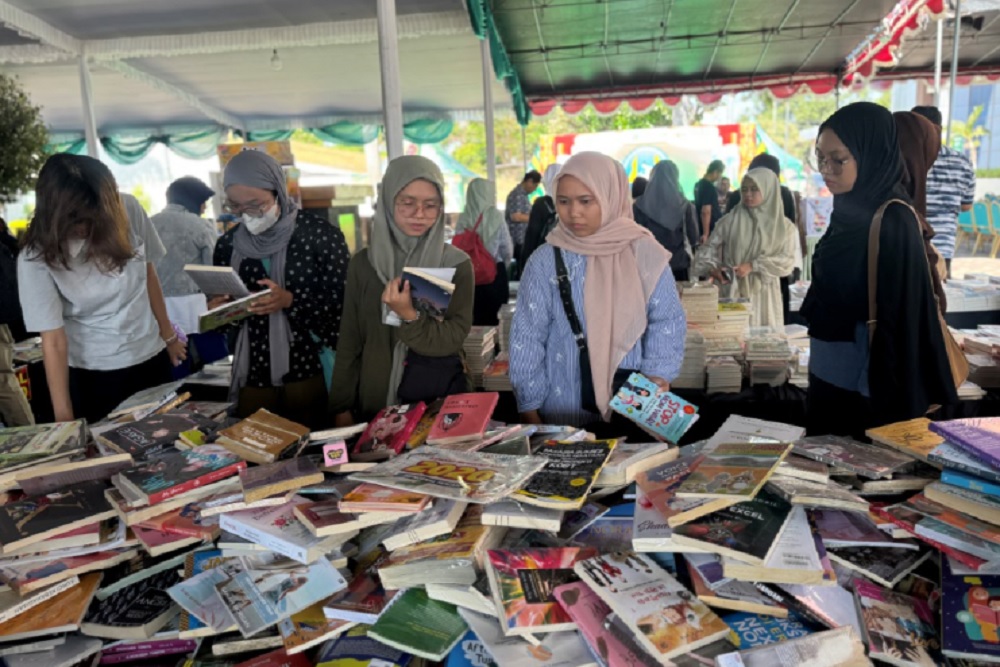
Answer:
[{"left": 329, "top": 156, "right": 474, "bottom": 424}]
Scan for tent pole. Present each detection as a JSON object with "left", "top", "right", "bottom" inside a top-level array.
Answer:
[
  {"left": 481, "top": 39, "right": 497, "bottom": 183},
  {"left": 946, "top": 0, "right": 962, "bottom": 147},
  {"left": 78, "top": 56, "right": 100, "bottom": 158},
  {"left": 934, "top": 18, "right": 944, "bottom": 105},
  {"left": 376, "top": 0, "right": 404, "bottom": 160}
]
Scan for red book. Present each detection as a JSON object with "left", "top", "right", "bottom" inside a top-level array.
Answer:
[
  {"left": 871, "top": 503, "right": 986, "bottom": 571},
  {"left": 352, "top": 403, "right": 427, "bottom": 461},
  {"left": 426, "top": 393, "right": 499, "bottom": 446},
  {"left": 234, "top": 649, "right": 310, "bottom": 667},
  {"left": 115, "top": 445, "right": 246, "bottom": 506}
]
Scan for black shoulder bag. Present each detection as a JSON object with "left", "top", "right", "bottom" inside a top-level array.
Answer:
[{"left": 553, "top": 248, "right": 635, "bottom": 415}]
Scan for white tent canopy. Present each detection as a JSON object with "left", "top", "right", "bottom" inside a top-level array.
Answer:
[{"left": 0, "top": 0, "right": 510, "bottom": 136}]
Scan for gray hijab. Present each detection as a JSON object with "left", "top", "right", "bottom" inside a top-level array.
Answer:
[
  {"left": 634, "top": 160, "right": 686, "bottom": 231},
  {"left": 223, "top": 150, "right": 298, "bottom": 401},
  {"left": 369, "top": 155, "right": 467, "bottom": 404}
]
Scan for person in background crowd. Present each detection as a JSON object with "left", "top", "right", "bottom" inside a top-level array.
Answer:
[
  {"left": 893, "top": 111, "right": 948, "bottom": 314},
  {"left": 717, "top": 176, "right": 731, "bottom": 210},
  {"left": 633, "top": 160, "right": 700, "bottom": 283},
  {"left": 510, "top": 152, "right": 685, "bottom": 428},
  {"left": 455, "top": 178, "right": 512, "bottom": 326},
  {"left": 18, "top": 154, "right": 186, "bottom": 423},
  {"left": 505, "top": 170, "right": 542, "bottom": 279},
  {"left": 802, "top": 102, "right": 956, "bottom": 438},
  {"left": 912, "top": 105, "right": 976, "bottom": 279},
  {"left": 521, "top": 164, "right": 561, "bottom": 269},
  {"left": 213, "top": 151, "right": 349, "bottom": 427},
  {"left": 631, "top": 176, "right": 648, "bottom": 200},
  {"left": 0, "top": 217, "right": 32, "bottom": 426},
  {"left": 150, "top": 177, "right": 218, "bottom": 341},
  {"left": 330, "top": 156, "right": 473, "bottom": 425},
  {"left": 694, "top": 159, "right": 725, "bottom": 244},
  {"left": 695, "top": 168, "right": 797, "bottom": 329}
]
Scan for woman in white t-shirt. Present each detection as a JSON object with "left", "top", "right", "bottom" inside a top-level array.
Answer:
[{"left": 17, "top": 154, "right": 187, "bottom": 423}]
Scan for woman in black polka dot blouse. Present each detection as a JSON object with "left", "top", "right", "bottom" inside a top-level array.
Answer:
[{"left": 212, "top": 151, "right": 349, "bottom": 427}]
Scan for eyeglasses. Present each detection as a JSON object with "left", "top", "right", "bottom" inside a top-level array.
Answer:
[
  {"left": 812, "top": 154, "right": 853, "bottom": 175},
  {"left": 223, "top": 198, "right": 275, "bottom": 217},
  {"left": 395, "top": 197, "right": 442, "bottom": 217}
]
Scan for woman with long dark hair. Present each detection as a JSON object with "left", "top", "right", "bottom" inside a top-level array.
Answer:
[{"left": 18, "top": 154, "right": 186, "bottom": 423}]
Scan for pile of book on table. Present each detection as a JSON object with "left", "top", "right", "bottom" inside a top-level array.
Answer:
[
  {"left": 673, "top": 330, "right": 707, "bottom": 390},
  {"left": 744, "top": 330, "right": 792, "bottom": 387},
  {"left": 464, "top": 327, "right": 497, "bottom": 389},
  {"left": 6, "top": 378, "right": 997, "bottom": 667}
]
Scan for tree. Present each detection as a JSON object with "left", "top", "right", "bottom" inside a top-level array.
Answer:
[
  {"left": 0, "top": 73, "right": 49, "bottom": 203},
  {"left": 130, "top": 184, "right": 153, "bottom": 213},
  {"left": 950, "top": 105, "right": 989, "bottom": 170}
]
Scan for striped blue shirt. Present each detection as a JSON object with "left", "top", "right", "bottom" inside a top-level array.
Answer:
[
  {"left": 509, "top": 244, "right": 686, "bottom": 426},
  {"left": 926, "top": 145, "right": 976, "bottom": 259}
]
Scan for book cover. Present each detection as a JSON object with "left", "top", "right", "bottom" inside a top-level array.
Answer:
[
  {"left": 171, "top": 549, "right": 237, "bottom": 637},
  {"left": 117, "top": 444, "right": 245, "bottom": 505},
  {"left": 634, "top": 453, "right": 723, "bottom": 528},
  {"left": 217, "top": 409, "right": 309, "bottom": 457},
  {"left": 293, "top": 500, "right": 396, "bottom": 538},
  {"left": 183, "top": 264, "right": 251, "bottom": 298},
  {"left": 793, "top": 435, "right": 915, "bottom": 479},
  {"left": 403, "top": 268, "right": 454, "bottom": 321},
  {"left": 0, "top": 480, "right": 114, "bottom": 553},
  {"left": 80, "top": 567, "right": 180, "bottom": 639},
  {"left": 214, "top": 553, "right": 348, "bottom": 638},
  {"left": 676, "top": 443, "right": 792, "bottom": 500},
  {"left": 865, "top": 418, "right": 944, "bottom": 463},
  {"left": 0, "top": 574, "right": 81, "bottom": 625},
  {"left": 872, "top": 502, "right": 987, "bottom": 572},
  {"left": 368, "top": 588, "right": 467, "bottom": 661},
  {"left": 723, "top": 506, "right": 832, "bottom": 586},
  {"left": 99, "top": 412, "right": 218, "bottom": 460},
  {"left": 239, "top": 457, "right": 323, "bottom": 503},
  {"left": 781, "top": 583, "right": 864, "bottom": 636},
  {"left": 133, "top": 524, "right": 201, "bottom": 555},
  {"left": 766, "top": 477, "right": 869, "bottom": 513},
  {"left": 854, "top": 579, "right": 940, "bottom": 666},
  {"left": 352, "top": 403, "right": 427, "bottom": 461},
  {"left": 277, "top": 603, "right": 354, "bottom": 656},
  {"left": 929, "top": 443, "right": 1000, "bottom": 483},
  {"left": 1, "top": 636, "right": 103, "bottom": 667},
  {"left": 323, "top": 548, "right": 396, "bottom": 625},
  {"left": 0, "top": 421, "right": 86, "bottom": 462},
  {"left": 456, "top": 608, "right": 596, "bottom": 666},
  {"left": 930, "top": 417, "right": 1000, "bottom": 467},
  {"left": 0, "top": 547, "right": 137, "bottom": 595},
  {"left": 706, "top": 415, "right": 804, "bottom": 447},
  {"left": 0, "top": 572, "right": 99, "bottom": 641},
  {"left": 199, "top": 290, "right": 273, "bottom": 333},
  {"left": 338, "top": 483, "right": 431, "bottom": 514},
  {"left": 571, "top": 511, "right": 635, "bottom": 553},
  {"left": 941, "top": 469, "right": 1000, "bottom": 498},
  {"left": 827, "top": 546, "right": 932, "bottom": 589},
  {"left": 315, "top": 627, "right": 412, "bottom": 667},
  {"left": 594, "top": 441, "right": 678, "bottom": 487},
  {"left": 941, "top": 556, "right": 1000, "bottom": 662},
  {"left": 426, "top": 393, "right": 500, "bottom": 446},
  {"left": 381, "top": 498, "right": 467, "bottom": 551},
  {"left": 715, "top": 626, "right": 870, "bottom": 667},
  {"left": 671, "top": 491, "right": 793, "bottom": 565},
  {"left": 553, "top": 581, "right": 655, "bottom": 667},
  {"left": 481, "top": 501, "right": 563, "bottom": 532},
  {"left": 609, "top": 373, "right": 700, "bottom": 442},
  {"left": 485, "top": 546, "right": 594, "bottom": 635},
  {"left": 925, "top": 480, "right": 1000, "bottom": 525},
  {"left": 902, "top": 492, "right": 1000, "bottom": 544},
  {"left": 724, "top": 611, "right": 812, "bottom": 648},
  {"left": 811, "top": 509, "right": 902, "bottom": 549},
  {"left": 572, "top": 550, "right": 729, "bottom": 661},
  {"left": 219, "top": 497, "right": 348, "bottom": 564},
  {"left": 378, "top": 505, "right": 496, "bottom": 581},
  {"left": 512, "top": 439, "right": 616, "bottom": 510}
]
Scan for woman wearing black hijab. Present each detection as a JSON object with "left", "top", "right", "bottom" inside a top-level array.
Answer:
[{"left": 801, "top": 102, "right": 956, "bottom": 438}]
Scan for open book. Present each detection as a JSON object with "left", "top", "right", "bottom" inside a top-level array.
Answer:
[{"left": 184, "top": 265, "right": 250, "bottom": 298}]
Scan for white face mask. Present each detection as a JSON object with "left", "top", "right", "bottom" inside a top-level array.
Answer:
[
  {"left": 242, "top": 203, "right": 280, "bottom": 235},
  {"left": 67, "top": 238, "right": 86, "bottom": 258}
]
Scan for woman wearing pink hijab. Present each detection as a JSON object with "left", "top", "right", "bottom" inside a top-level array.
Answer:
[{"left": 510, "top": 152, "right": 686, "bottom": 428}]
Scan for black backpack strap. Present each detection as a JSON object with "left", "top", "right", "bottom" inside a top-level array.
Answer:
[{"left": 553, "top": 248, "right": 586, "bottom": 352}]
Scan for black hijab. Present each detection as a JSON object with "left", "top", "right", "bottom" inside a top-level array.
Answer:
[{"left": 166, "top": 176, "right": 215, "bottom": 215}]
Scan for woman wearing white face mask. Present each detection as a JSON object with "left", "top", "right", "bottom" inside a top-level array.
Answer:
[
  {"left": 212, "top": 150, "right": 350, "bottom": 426},
  {"left": 17, "top": 154, "right": 186, "bottom": 423}
]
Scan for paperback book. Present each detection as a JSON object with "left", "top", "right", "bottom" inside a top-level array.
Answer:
[
  {"left": 352, "top": 403, "right": 427, "bottom": 461},
  {"left": 635, "top": 452, "right": 733, "bottom": 528},
  {"left": 367, "top": 588, "right": 467, "bottom": 661},
  {"left": 183, "top": 264, "right": 251, "bottom": 298},
  {"left": 671, "top": 491, "right": 793, "bottom": 565},
  {"left": 865, "top": 418, "right": 944, "bottom": 463},
  {"left": 766, "top": 476, "right": 869, "bottom": 513},
  {"left": 594, "top": 441, "right": 678, "bottom": 487},
  {"left": 715, "top": 626, "right": 870, "bottom": 667},
  {"left": 609, "top": 373, "right": 700, "bottom": 442},
  {"left": 80, "top": 567, "right": 180, "bottom": 640},
  {"left": 553, "top": 581, "right": 655, "bottom": 667},
  {"left": 512, "top": 439, "right": 617, "bottom": 510},
  {"left": 827, "top": 546, "right": 932, "bottom": 588},
  {"left": 929, "top": 442, "right": 1000, "bottom": 483},
  {"left": 0, "top": 480, "right": 115, "bottom": 554},
  {"left": 97, "top": 412, "right": 218, "bottom": 460},
  {"left": 337, "top": 483, "right": 431, "bottom": 514},
  {"left": 0, "top": 572, "right": 100, "bottom": 642},
  {"left": 930, "top": 418, "right": 1000, "bottom": 468},
  {"left": 854, "top": 579, "right": 940, "bottom": 666},
  {"left": 239, "top": 457, "right": 324, "bottom": 503},
  {"left": 219, "top": 497, "right": 353, "bottom": 564},
  {"left": 170, "top": 549, "right": 237, "bottom": 637},
  {"left": 380, "top": 498, "right": 467, "bottom": 551},
  {"left": 198, "top": 290, "right": 273, "bottom": 333},
  {"left": 114, "top": 444, "right": 245, "bottom": 506},
  {"left": 456, "top": 608, "right": 596, "bottom": 667},
  {"left": 675, "top": 442, "right": 792, "bottom": 501},
  {"left": 941, "top": 556, "right": 1000, "bottom": 663},
  {"left": 793, "top": 435, "right": 915, "bottom": 479},
  {"left": 426, "top": 393, "right": 499, "bottom": 446},
  {"left": 723, "top": 611, "right": 812, "bottom": 648},
  {"left": 215, "top": 409, "right": 310, "bottom": 465},
  {"left": 278, "top": 603, "right": 354, "bottom": 656}
]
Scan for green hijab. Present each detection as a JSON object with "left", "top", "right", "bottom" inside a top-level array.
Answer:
[{"left": 456, "top": 178, "right": 504, "bottom": 245}]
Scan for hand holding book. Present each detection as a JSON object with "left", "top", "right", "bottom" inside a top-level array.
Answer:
[
  {"left": 381, "top": 277, "right": 419, "bottom": 323},
  {"left": 247, "top": 279, "right": 293, "bottom": 316}
]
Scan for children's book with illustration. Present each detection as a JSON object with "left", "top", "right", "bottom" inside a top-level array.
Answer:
[
  {"left": 426, "top": 393, "right": 499, "bottom": 446},
  {"left": 865, "top": 418, "right": 944, "bottom": 463},
  {"left": 512, "top": 439, "right": 617, "bottom": 510},
  {"left": 553, "top": 581, "right": 654, "bottom": 667},
  {"left": 854, "top": 579, "right": 940, "bottom": 667},
  {"left": 675, "top": 442, "right": 792, "bottom": 501},
  {"left": 940, "top": 556, "right": 1000, "bottom": 663},
  {"left": 484, "top": 546, "right": 594, "bottom": 636},
  {"left": 609, "top": 373, "right": 699, "bottom": 442},
  {"left": 352, "top": 403, "right": 427, "bottom": 461},
  {"left": 572, "top": 550, "right": 729, "bottom": 661}
]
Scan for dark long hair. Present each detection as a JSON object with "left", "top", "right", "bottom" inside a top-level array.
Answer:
[{"left": 24, "top": 154, "right": 134, "bottom": 272}]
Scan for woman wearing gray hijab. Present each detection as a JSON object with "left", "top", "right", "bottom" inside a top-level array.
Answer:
[
  {"left": 212, "top": 150, "right": 350, "bottom": 427},
  {"left": 329, "top": 156, "right": 473, "bottom": 425},
  {"left": 632, "top": 160, "right": 700, "bottom": 282}
]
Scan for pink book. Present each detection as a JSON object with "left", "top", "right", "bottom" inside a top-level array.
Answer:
[
  {"left": 554, "top": 581, "right": 655, "bottom": 667},
  {"left": 352, "top": 403, "right": 427, "bottom": 462},
  {"left": 426, "top": 393, "right": 499, "bottom": 446}
]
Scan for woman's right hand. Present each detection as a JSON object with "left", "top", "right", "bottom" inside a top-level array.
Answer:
[
  {"left": 334, "top": 411, "right": 354, "bottom": 428},
  {"left": 207, "top": 295, "right": 232, "bottom": 310}
]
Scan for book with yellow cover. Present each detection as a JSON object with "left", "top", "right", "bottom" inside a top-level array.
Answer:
[
  {"left": 865, "top": 418, "right": 944, "bottom": 465},
  {"left": 676, "top": 442, "right": 792, "bottom": 501},
  {"left": 0, "top": 572, "right": 101, "bottom": 642}
]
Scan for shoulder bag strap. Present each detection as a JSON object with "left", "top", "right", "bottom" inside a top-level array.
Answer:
[
  {"left": 867, "top": 200, "right": 897, "bottom": 346},
  {"left": 472, "top": 213, "right": 484, "bottom": 233},
  {"left": 553, "top": 247, "right": 587, "bottom": 352}
]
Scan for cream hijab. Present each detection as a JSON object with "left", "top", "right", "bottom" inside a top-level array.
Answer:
[
  {"left": 455, "top": 178, "right": 504, "bottom": 245},
  {"left": 368, "top": 155, "right": 467, "bottom": 404},
  {"left": 547, "top": 152, "right": 672, "bottom": 419}
]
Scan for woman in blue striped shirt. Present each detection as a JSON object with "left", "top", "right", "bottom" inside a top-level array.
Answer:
[{"left": 509, "top": 152, "right": 686, "bottom": 427}]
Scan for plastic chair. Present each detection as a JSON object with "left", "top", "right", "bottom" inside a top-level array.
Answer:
[
  {"left": 991, "top": 202, "right": 1000, "bottom": 258},
  {"left": 958, "top": 209, "right": 976, "bottom": 251},
  {"left": 972, "top": 202, "right": 991, "bottom": 255}
]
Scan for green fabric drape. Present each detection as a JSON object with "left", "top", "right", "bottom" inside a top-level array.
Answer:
[
  {"left": 312, "top": 121, "right": 379, "bottom": 146},
  {"left": 466, "top": 0, "right": 531, "bottom": 125},
  {"left": 403, "top": 118, "right": 454, "bottom": 144},
  {"left": 247, "top": 130, "right": 294, "bottom": 142}
]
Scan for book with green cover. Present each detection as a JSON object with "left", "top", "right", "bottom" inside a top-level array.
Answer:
[{"left": 367, "top": 588, "right": 467, "bottom": 661}]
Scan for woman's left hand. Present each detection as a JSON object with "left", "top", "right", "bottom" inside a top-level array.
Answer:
[
  {"left": 382, "top": 278, "right": 419, "bottom": 322},
  {"left": 249, "top": 279, "right": 294, "bottom": 316},
  {"left": 647, "top": 375, "right": 671, "bottom": 392},
  {"left": 734, "top": 262, "right": 753, "bottom": 279},
  {"left": 166, "top": 338, "right": 188, "bottom": 367}
]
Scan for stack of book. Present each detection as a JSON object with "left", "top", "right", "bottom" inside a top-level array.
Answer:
[
  {"left": 712, "top": 298, "right": 752, "bottom": 342},
  {"left": 745, "top": 332, "right": 792, "bottom": 386},
  {"left": 481, "top": 352, "right": 512, "bottom": 392},
  {"left": 706, "top": 355, "right": 742, "bottom": 394},
  {"left": 463, "top": 326, "right": 497, "bottom": 389},
  {"left": 497, "top": 303, "right": 515, "bottom": 353},
  {"left": 789, "top": 345, "right": 810, "bottom": 389},
  {"left": 673, "top": 330, "right": 707, "bottom": 389},
  {"left": 679, "top": 281, "right": 720, "bottom": 331},
  {"left": 966, "top": 353, "right": 1000, "bottom": 388}
]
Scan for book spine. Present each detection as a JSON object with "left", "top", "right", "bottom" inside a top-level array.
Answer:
[
  {"left": 218, "top": 516, "right": 306, "bottom": 562},
  {"left": 99, "top": 645, "right": 197, "bottom": 664},
  {"left": 929, "top": 452, "right": 1000, "bottom": 483},
  {"left": 941, "top": 470, "right": 1000, "bottom": 498},
  {"left": 102, "top": 639, "right": 198, "bottom": 656},
  {"left": 147, "top": 462, "right": 247, "bottom": 505},
  {"left": 870, "top": 506, "right": 985, "bottom": 571},
  {"left": 0, "top": 574, "right": 78, "bottom": 624}
]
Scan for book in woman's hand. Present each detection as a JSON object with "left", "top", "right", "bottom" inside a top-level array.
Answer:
[{"left": 609, "top": 373, "right": 699, "bottom": 443}]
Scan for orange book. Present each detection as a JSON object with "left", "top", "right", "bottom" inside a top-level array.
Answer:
[
  {"left": 0, "top": 572, "right": 100, "bottom": 641},
  {"left": 338, "top": 483, "right": 431, "bottom": 514}
]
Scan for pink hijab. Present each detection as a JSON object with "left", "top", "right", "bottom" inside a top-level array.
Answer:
[{"left": 547, "top": 152, "right": 672, "bottom": 419}]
